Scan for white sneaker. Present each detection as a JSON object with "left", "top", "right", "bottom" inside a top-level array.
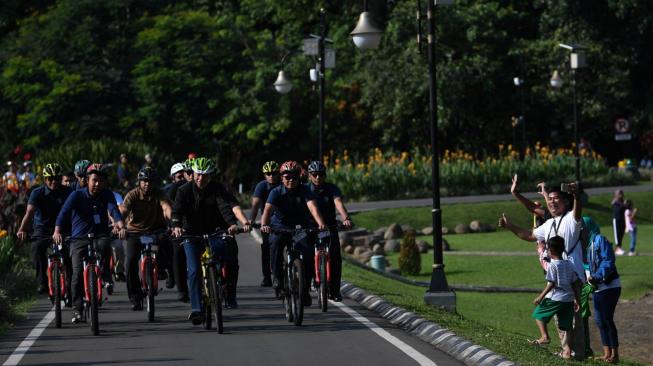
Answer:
[
  {"left": 628, "top": 251, "right": 637, "bottom": 256},
  {"left": 615, "top": 247, "right": 625, "bottom": 256}
]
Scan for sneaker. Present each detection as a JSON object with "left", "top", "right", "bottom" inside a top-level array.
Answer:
[
  {"left": 71, "top": 310, "right": 83, "bottom": 324},
  {"left": 224, "top": 298, "right": 238, "bottom": 309},
  {"left": 177, "top": 292, "right": 189, "bottom": 303},
  {"left": 131, "top": 300, "right": 143, "bottom": 311},
  {"left": 188, "top": 311, "right": 203, "bottom": 325},
  {"left": 104, "top": 282, "right": 114, "bottom": 295},
  {"left": 628, "top": 251, "right": 636, "bottom": 256},
  {"left": 330, "top": 291, "right": 343, "bottom": 302},
  {"left": 272, "top": 278, "right": 280, "bottom": 290},
  {"left": 615, "top": 247, "right": 625, "bottom": 256},
  {"left": 260, "top": 277, "right": 272, "bottom": 287}
]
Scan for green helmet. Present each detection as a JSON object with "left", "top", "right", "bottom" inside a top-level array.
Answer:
[
  {"left": 74, "top": 159, "right": 91, "bottom": 177},
  {"left": 191, "top": 157, "right": 216, "bottom": 175},
  {"left": 262, "top": 161, "right": 279, "bottom": 174},
  {"left": 43, "top": 163, "right": 63, "bottom": 177},
  {"left": 183, "top": 158, "right": 195, "bottom": 171}
]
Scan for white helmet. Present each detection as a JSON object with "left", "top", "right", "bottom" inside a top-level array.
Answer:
[{"left": 170, "top": 163, "right": 186, "bottom": 177}]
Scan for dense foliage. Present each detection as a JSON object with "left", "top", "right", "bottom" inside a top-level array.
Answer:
[{"left": 1, "top": 0, "right": 652, "bottom": 188}]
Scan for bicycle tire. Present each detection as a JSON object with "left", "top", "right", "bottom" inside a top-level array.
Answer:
[
  {"left": 283, "top": 262, "right": 293, "bottom": 323},
  {"left": 52, "top": 264, "right": 62, "bottom": 328},
  {"left": 88, "top": 268, "right": 100, "bottom": 336},
  {"left": 208, "top": 266, "right": 223, "bottom": 334},
  {"left": 319, "top": 254, "right": 328, "bottom": 313},
  {"left": 291, "top": 258, "right": 304, "bottom": 326},
  {"left": 203, "top": 274, "right": 212, "bottom": 330},
  {"left": 146, "top": 259, "right": 155, "bottom": 322}
]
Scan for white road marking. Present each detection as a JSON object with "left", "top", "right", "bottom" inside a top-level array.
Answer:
[
  {"left": 3, "top": 306, "right": 55, "bottom": 366},
  {"left": 331, "top": 300, "right": 437, "bottom": 366}
]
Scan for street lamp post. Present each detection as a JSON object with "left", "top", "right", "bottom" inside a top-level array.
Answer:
[
  {"left": 551, "top": 43, "right": 585, "bottom": 183},
  {"left": 317, "top": 9, "right": 326, "bottom": 161},
  {"left": 351, "top": 0, "right": 456, "bottom": 311},
  {"left": 513, "top": 76, "right": 526, "bottom": 159}
]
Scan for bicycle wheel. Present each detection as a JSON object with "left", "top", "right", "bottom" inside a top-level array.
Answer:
[
  {"left": 291, "top": 258, "right": 304, "bottom": 326},
  {"left": 318, "top": 254, "right": 328, "bottom": 313},
  {"left": 283, "top": 262, "right": 293, "bottom": 323},
  {"left": 52, "top": 264, "right": 62, "bottom": 328},
  {"left": 202, "top": 271, "right": 212, "bottom": 330},
  {"left": 208, "top": 266, "right": 223, "bottom": 334},
  {"left": 88, "top": 268, "right": 100, "bottom": 336},
  {"left": 145, "top": 259, "right": 155, "bottom": 322}
]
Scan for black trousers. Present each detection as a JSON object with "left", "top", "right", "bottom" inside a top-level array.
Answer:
[
  {"left": 328, "top": 229, "right": 342, "bottom": 295},
  {"left": 172, "top": 238, "right": 188, "bottom": 295},
  {"left": 70, "top": 237, "right": 112, "bottom": 312},
  {"left": 31, "top": 237, "right": 50, "bottom": 288},
  {"left": 124, "top": 234, "right": 172, "bottom": 302},
  {"left": 261, "top": 232, "right": 271, "bottom": 279}
]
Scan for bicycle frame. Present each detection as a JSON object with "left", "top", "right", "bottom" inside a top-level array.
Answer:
[
  {"left": 82, "top": 238, "right": 103, "bottom": 305},
  {"left": 313, "top": 231, "right": 331, "bottom": 285},
  {"left": 138, "top": 234, "right": 159, "bottom": 292},
  {"left": 47, "top": 240, "right": 67, "bottom": 300}
]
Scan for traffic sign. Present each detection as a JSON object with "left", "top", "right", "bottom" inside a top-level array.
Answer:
[{"left": 614, "top": 118, "right": 629, "bottom": 133}]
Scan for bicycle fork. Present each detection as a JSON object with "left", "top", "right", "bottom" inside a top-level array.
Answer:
[
  {"left": 83, "top": 264, "right": 102, "bottom": 304},
  {"left": 139, "top": 254, "right": 159, "bottom": 292},
  {"left": 47, "top": 260, "right": 66, "bottom": 299},
  {"left": 313, "top": 248, "right": 331, "bottom": 284}
]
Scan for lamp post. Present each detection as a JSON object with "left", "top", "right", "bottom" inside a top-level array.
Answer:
[
  {"left": 274, "top": 9, "right": 331, "bottom": 160},
  {"left": 351, "top": 0, "right": 456, "bottom": 311},
  {"left": 513, "top": 76, "right": 526, "bottom": 159},
  {"left": 551, "top": 43, "right": 585, "bottom": 183}
]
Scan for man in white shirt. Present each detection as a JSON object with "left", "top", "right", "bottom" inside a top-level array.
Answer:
[{"left": 499, "top": 182, "right": 586, "bottom": 359}]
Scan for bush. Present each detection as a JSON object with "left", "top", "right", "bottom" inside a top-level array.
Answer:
[
  {"left": 398, "top": 232, "right": 421, "bottom": 276},
  {"left": 0, "top": 238, "right": 15, "bottom": 277}
]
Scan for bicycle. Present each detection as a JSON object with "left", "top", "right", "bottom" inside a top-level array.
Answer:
[
  {"left": 129, "top": 230, "right": 167, "bottom": 322},
  {"left": 182, "top": 229, "right": 243, "bottom": 334},
  {"left": 40, "top": 236, "right": 70, "bottom": 328},
  {"left": 81, "top": 233, "right": 106, "bottom": 336},
  {"left": 313, "top": 223, "right": 349, "bottom": 313},
  {"left": 270, "top": 225, "right": 320, "bottom": 326}
]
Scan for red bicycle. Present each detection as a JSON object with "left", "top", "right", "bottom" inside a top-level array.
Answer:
[
  {"left": 44, "top": 236, "right": 70, "bottom": 328},
  {"left": 313, "top": 224, "right": 347, "bottom": 312},
  {"left": 82, "top": 233, "right": 104, "bottom": 336}
]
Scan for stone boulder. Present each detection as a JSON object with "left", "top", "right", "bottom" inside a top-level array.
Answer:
[
  {"left": 384, "top": 239, "right": 400, "bottom": 253},
  {"left": 359, "top": 250, "right": 373, "bottom": 263},
  {"left": 454, "top": 223, "right": 470, "bottom": 234},
  {"left": 469, "top": 220, "right": 483, "bottom": 232},
  {"left": 416, "top": 240, "right": 429, "bottom": 253},
  {"left": 384, "top": 223, "right": 403, "bottom": 240},
  {"left": 344, "top": 245, "right": 354, "bottom": 254},
  {"left": 353, "top": 246, "right": 368, "bottom": 257},
  {"left": 422, "top": 226, "right": 434, "bottom": 236},
  {"left": 442, "top": 226, "right": 450, "bottom": 235},
  {"left": 339, "top": 228, "right": 369, "bottom": 246},
  {"left": 372, "top": 243, "right": 385, "bottom": 255}
]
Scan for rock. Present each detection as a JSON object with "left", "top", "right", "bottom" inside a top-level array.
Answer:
[
  {"left": 353, "top": 246, "right": 368, "bottom": 257},
  {"left": 384, "top": 239, "right": 400, "bottom": 253},
  {"left": 352, "top": 234, "right": 381, "bottom": 248},
  {"left": 454, "top": 223, "right": 470, "bottom": 234},
  {"left": 469, "top": 220, "right": 483, "bottom": 232},
  {"left": 372, "top": 243, "right": 384, "bottom": 255},
  {"left": 422, "top": 226, "right": 434, "bottom": 236},
  {"left": 443, "top": 238, "right": 451, "bottom": 251},
  {"left": 359, "top": 251, "right": 373, "bottom": 263},
  {"left": 401, "top": 224, "right": 417, "bottom": 237},
  {"left": 344, "top": 245, "right": 354, "bottom": 254},
  {"left": 384, "top": 223, "right": 403, "bottom": 240},
  {"left": 416, "top": 240, "right": 429, "bottom": 253},
  {"left": 442, "top": 226, "right": 450, "bottom": 235},
  {"left": 339, "top": 228, "right": 369, "bottom": 246},
  {"left": 374, "top": 227, "right": 387, "bottom": 237}
]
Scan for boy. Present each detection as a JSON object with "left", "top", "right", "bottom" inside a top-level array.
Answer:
[{"left": 530, "top": 236, "right": 580, "bottom": 359}]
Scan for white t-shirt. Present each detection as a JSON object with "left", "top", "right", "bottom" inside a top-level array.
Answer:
[
  {"left": 534, "top": 211, "right": 586, "bottom": 282},
  {"left": 545, "top": 259, "right": 578, "bottom": 302}
]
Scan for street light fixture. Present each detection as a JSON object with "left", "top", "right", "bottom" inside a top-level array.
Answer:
[
  {"left": 351, "top": 0, "right": 456, "bottom": 312},
  {"left": 273, "top": 70, "right": 293, "bottom": 94}
]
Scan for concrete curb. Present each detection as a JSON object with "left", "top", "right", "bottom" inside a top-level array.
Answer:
[{"left": 340, "top": 282, "right": 517, "bottom": 366}]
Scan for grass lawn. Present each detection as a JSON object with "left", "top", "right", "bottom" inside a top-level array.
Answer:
[
  {"left": 342, "top": 262, "right": 643, "bottom": 366},
  {"left": 351, "top": 191, "right": 653, "bottom": 231}
]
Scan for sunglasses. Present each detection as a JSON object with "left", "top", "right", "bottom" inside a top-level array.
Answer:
[
  {"left": 310, "top": 172, "right": 325, "bottom": 177},
  {"left": 265, "top": 172, "right": 279, "bottom": 176},
  {"left": 45, "top": 176, "right": 62, "bottom": 181},
  {"left": 282, "top": 174, "right": 298, "bottom": 181}
]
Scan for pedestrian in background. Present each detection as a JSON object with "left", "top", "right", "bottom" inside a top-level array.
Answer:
[
  {"left": 624, "top": 199, "right": 637, "bottom": 256},
  {"left": 611, "top": 190, "right": 626, "bottom": 255}
]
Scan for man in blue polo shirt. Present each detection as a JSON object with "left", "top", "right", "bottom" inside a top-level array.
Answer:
[
  {"left": 53, "top": 163, "right": 126, "bottom": 323},
  {"left": 306, "top": 161, "right": 353, "bottom": 302},
  {"left": 17, "top": 163, "right": 73, "bottom": 295},
  {"left": 249, "top": 161, "right": 281, "bottom": 287},
  {"left": 260, "top": 161, "right": 326, "bottom": 305}
]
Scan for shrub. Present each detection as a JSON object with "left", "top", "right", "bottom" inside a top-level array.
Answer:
[
  {"left": 398, "top": 232, "right": 421, "bottom": 276},
  {"left": 0, "top": 238, "right": 15, "bottom": 277}
]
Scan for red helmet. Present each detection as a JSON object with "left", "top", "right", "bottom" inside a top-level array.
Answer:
[
  {"left": 86, "top": 163, "right": 106, "bottom": 176},
  {"left": 280, "top": 160, "right": 300, "bottom": 174}
]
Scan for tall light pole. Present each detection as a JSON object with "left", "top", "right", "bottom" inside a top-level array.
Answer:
[
  {"left": 551, "top": 43, "right": 585, "bottom": 183},
  {"left": 351, "top": 0, "right": 456, "bottom": 311},
  {"left": 317, "top": 8, "right": 326, "bottom": 161}
]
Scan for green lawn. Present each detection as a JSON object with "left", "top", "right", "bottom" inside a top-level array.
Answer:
[
  {"left": 351, "top": 191, "right": 653, "bottom": 232},
  {"left": 343, "top": 262, "right": 643, "bottom": 366}
]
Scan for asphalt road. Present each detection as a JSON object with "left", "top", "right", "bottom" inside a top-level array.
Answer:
[{"left": 0, "top": 234, "right": 463, "bottom": 366}]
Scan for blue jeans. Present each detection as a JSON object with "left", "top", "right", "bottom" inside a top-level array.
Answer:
[
  {"left": 184, "top": 236, "right": 237, "bottom": 313},
  {"left": 628, "top": 227, "right": 637, "bottom": 253},
  {"left": 593, "top": 287, "right": 621, "bottom": 348}
]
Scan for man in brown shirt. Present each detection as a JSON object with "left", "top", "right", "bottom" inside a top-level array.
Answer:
[{"left": 120, "top": 167, "right": 172, "bottom": 310}]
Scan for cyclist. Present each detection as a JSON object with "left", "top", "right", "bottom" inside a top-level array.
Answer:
[
  {"left": 17, "top": 163, "right": 73, "bottom": 295},
  {"left": 249, "top": 161, "right": 281, "bottom": 287},
  {"left": 120, "top": 167, "right": 173, "bottom": 310},
  {"left": 19, "top": 161, "right": 37, "bottom": 191},
  {"left": 183, "top": 158, "right": 195, "bottom": 182},
  {"left": 53, "top": 163, "right": 126, "bottom": 323},
  {"left": 165, "top": 162, "right": 191, "bottom": 302},
  {"left": 171, "top": 157, "right": 251, "bottom": 324},
  {"left": 70, "top": 160, "right": 91, "bottom": 191},
  {"left": 306, "top": 161, "right": 352, "bottom": 302},
  {"left": 260, "top": 161, "right": 327, "bottom": 306}
]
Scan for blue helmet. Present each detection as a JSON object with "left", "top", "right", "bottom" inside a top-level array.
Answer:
[{"left": 307, "top": 161, "right": 326, "bottom": 173}]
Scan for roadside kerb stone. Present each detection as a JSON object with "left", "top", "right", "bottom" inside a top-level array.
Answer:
[{"left": 340, "top": 282, "right": 516, "bottom": 366}]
